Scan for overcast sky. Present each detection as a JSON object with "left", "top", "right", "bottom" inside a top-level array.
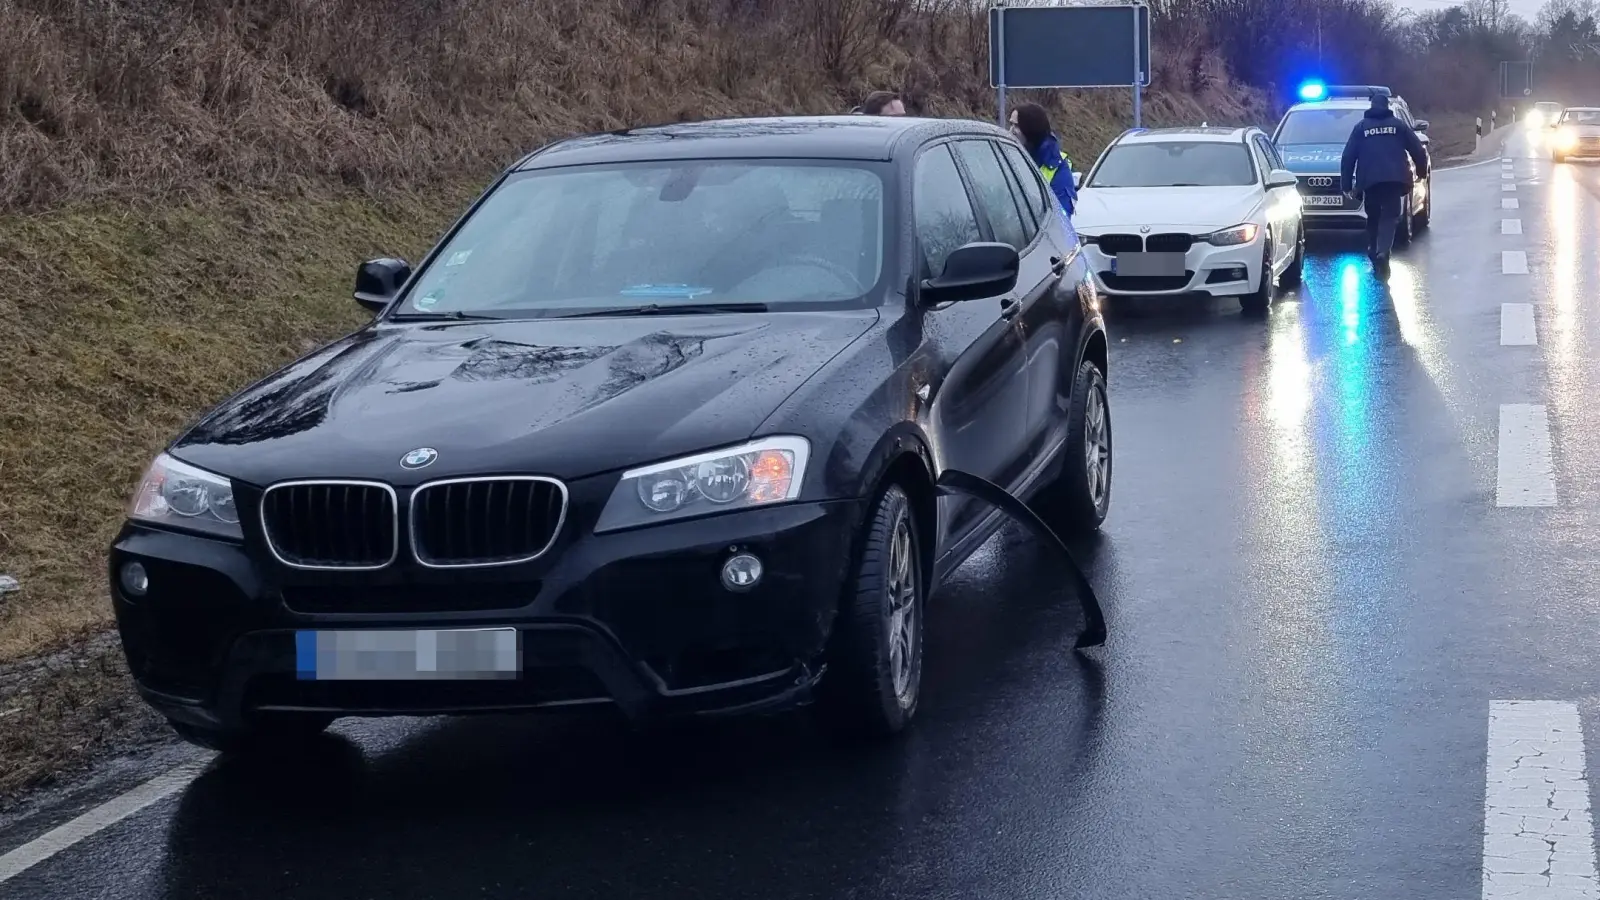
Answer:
[{"left": 1402, "top": 0, "right": 1544, "bottom": 23}]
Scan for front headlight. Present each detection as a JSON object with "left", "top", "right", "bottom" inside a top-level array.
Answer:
[
  {"left": 1557, "top": 128, "right": 1579, "bottom": 149},
  {"left": 1201, "top": 223, "right": 1260, "bottom": 246},
  {"left": 594, "top": 436, "right": 810, "bottom": 533},
  {"left": 128, "top": 452, "right": 242, "bottom": 539}
]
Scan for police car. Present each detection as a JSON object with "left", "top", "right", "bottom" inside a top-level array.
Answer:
[{"left": 1271, "top": 82, "right": 1431, "bottom": 240}]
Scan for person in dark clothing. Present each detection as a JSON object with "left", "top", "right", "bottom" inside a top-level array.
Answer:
[
  {"left": 1339, "top": 93, "right": 1428, "bottom": 279},
  {"left": 1009, "top": 102, "right": 1077, "bottom": 218},
  {"left": 860, "top": 91, "right": 906, "bottom": 116}
]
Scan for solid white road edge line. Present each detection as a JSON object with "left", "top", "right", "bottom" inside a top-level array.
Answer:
[
  {"left": 1483, "top": 701, "right": 1597, "bottom": 898},
  {"left": 1503, "top": 219, "right": 1524, "bottom": 235},
  {"left": 1496, "top": 405, "right": 1558, "bottom": 507},
  {"left": 1505, "top": 198, "right": 1520, "bottom": 209},
  {"left": 0, "top": 760, "right": 210, "bottom": 885},
  {"left": 1501, "top": 304, "right": 1537, "bottom": 346},
  {"left": 1504, "top": 250, "right": 1530, "bottom": 274}
]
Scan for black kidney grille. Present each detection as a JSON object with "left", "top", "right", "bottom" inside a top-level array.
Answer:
[
  {"left": 1144, "top": 233, "right": 1194, "bottom": 253},
  {"left": 1097, "top": 233, "right": 1143, "bottom": 255},
  {"left": 410, "top": 478, "right": 566, "bottom": 567},
  {"left": 260, "top": 482, "right": 397, "bottom": 569}
]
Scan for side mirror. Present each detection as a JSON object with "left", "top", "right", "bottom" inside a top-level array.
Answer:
[
  {"left": 1073, "top": 171, "right": 1085, "bottom": 188},
  {"left": 354, "top": 257, "right": 411, "bottom": 313},
  {"left": 1267, "top": 168, "right": 1298, "bottom": 188},
  {"left": 1415, "top": 119, "right": 1430, "bottom": 133},
  {"left": 921, "top": 242, "right": 1020, "bottom": 305}
]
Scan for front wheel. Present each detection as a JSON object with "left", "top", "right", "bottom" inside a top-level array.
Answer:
[
  {"left": 1394, "top": 197, "right": 1414, "bottom": 247},
  {"left": 1413, "top": 181, "right": 1431, "bottom": 231},
  {"left": 1240, "top": 243, "right": 1273, "bottom": 315},
  {"left": 816, "top": 483, "right": 924, "bottom": 737},
  {"left": 1279, "top": 227, "right": 1305, "bottom": 289}
]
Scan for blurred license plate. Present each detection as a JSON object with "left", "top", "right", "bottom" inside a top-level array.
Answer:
[
  {"left": 1304, "top": 195, "right": 1344, "bottom": 207},
  {"left": 1111, "top": 252, "right": 1184, "bottom": 276},
  {"left": 295, "top": 628, "right": 520, "bottom": 681}
]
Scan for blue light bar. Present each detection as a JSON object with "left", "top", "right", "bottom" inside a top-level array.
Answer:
[{"left": 1298, "top": 81, "right": 1327, "bottom": 101}]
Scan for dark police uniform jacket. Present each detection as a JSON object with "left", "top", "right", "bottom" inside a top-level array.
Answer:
[{"left": 1339, "top": 108, "right": 1429, "bottom": 194}]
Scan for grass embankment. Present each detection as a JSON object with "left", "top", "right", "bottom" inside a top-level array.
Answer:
[{"left": 0, "top": 0, "right": 1272, "bottom": 798}]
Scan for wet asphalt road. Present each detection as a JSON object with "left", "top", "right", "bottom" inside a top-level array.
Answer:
[{"left": 4, "top": 127, "right": 1599, "bottom": 899}]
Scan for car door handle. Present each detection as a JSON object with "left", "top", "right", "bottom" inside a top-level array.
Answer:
[
  {"left": 1050, "top": 255, "right": 1068, "bottom": 276},
  {"left": 1000, "top": 298, "right": 1022, "bottom": 320}
]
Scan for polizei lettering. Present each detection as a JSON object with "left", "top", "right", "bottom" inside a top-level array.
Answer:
[{"left": 1365, "top": 125, "right": 1398, "bottom": 136}]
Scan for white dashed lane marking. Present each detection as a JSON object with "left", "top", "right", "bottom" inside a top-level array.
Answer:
[
  {"left": 1504, "top": 251, "right": 1530, "bottom": 274},
  {"left": 1496, "top": 404, "right": 1558, "bottom": 507},
  {"left": 1504, "top": 171, "right": 1516, "bottom": 179},
  {"left": 1505, "top": 198, "right": 1521, "bottom": 210},
  {"left": 1482, "top": 701, "right": 1598, "bottom": 898},
  {"left": 1504, "top": 219, "right": 1524, "bottom": 235},
  {"left": 1505, "top": 183, "right": 1518, "bottom": 191},
  {"left": 0, "top": 761, "right": 208, "bottom": 884},
  {"left": 1502, "top": 304, "right": 1537, "bottom": 346}
]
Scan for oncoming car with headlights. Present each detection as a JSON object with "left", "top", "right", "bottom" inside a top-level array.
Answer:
[
  {"left": 1072, "top": 126, "right": 1304, "bottom": 314},
  {"left": 1551, "top": 107, "right": 1600, "bottom": 162},
  {"left": 110, "top": 115, "right": 1112, "bottom": 753}
]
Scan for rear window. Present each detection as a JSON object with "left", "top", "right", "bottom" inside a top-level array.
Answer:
[
  {"left": 1088, "top": 141, "right": 1256, "bottom": 188},
  {"left": 399, "top": 161, "right": 888, "bottom": 316},
  {"left": 1274, "top": 107, "right": 1366, "bottom": 145}
]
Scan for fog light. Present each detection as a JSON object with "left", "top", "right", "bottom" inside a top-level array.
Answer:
[
  {"left": 120, "top": 561, "right": 149, "bottom": 597},
  {"left": 720, "top": 553, "right": 763, "bottom": 592}
]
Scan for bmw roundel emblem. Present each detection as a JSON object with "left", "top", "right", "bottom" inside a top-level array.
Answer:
[{"left": 401, "top": 447, "right": 438, "bottom": 469}]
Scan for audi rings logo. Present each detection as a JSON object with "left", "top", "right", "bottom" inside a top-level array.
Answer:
[{"left": 1306, "top": 176, "right": 1334, "bottom": 188}]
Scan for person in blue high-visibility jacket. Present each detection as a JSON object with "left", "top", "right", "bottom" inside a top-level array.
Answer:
[{"left": 1010, "top": 102, "right": 1077, "bottom": 219}]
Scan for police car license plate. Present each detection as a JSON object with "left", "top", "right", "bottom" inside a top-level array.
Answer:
[
  {"left": 1304, "top": 195, "right": 1344, "bottom": 207},
  {"left": 1111, "top": 252, "right": 1185, "bottom": 276}
]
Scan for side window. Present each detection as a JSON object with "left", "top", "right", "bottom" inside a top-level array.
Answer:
[
  {"left": 1254, "top": 135, "right": 1284, "bottom": 172},
  {"left": 998, "top": 141, "right": 1054, "bottom": 227},
  {"left": 989, "top": 143, "right": 1040, "bottom": 244},
  {"left": 912, "top": 145, "right": 982, "bottom": 277},
  {"left": 952, "top": 140, "right": 1031, "bottom": 252}
]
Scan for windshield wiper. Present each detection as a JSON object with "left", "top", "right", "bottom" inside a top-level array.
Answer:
[
  {"left": 387, "top": 310, "right": 504, "bottom": 322},
  {"left": 555, "top": 302, "right": 769, "bottom": 319}
]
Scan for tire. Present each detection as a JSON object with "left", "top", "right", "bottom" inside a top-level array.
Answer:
[
  {"left": 1394, "top": 197, "right": 1414, "bottom": 247},
  {"left": 169, "top": 713, "right": 336, "bottom": 755},
  {"left": 1240, "top": 243, "right": 1273, "bottom": 315},
  {"left": 1037, "top": 359, "right": 1112, "bottom": 536},
  {"left": 1413, "top": 180, "right": 1431, "bottom": 231},
  {"left": 816, "top": 483, "right": 924, "bottom": 738},
  {"left": 1279, "top": 226, "right": 1305, "bottom": 289},
  {"left": 1555, "top": 150, "right": 1566, "bottom": 164}
]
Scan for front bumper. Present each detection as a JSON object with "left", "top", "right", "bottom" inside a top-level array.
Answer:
[
  {"left": 110, "top": 496, "right": 863, "bottom": 730},
  {"left": 1080, "top": 233, "right": 1265, "bottom": 297}
]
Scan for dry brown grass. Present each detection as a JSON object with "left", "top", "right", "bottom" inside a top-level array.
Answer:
[{"left": 0, "top": 0, "right": 1273, "bottom": 665}]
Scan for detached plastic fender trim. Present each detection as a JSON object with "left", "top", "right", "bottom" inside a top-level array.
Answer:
[{"left": 934, "top": 470, "right": 1107, "bottom": 649}]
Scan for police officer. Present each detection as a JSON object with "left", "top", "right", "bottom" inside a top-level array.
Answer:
[
  {"left": 1340, "top": 92, "right": 1428, "bottom": 279},
  {"left": 1009, "top": 102, "right": 1077, "bottom": 218}
]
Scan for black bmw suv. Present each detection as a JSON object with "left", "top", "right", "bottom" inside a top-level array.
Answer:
[{"left": 110, "top": 115, "right": 1112, "bottom": 753}]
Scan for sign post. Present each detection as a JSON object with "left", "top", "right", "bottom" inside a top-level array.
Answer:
[
  {"left": 989, "top": 2, "right": 1152, "bottom": 128},
  {"left": 1500, "top": 60, "right": 1533, "bottom": 100}
]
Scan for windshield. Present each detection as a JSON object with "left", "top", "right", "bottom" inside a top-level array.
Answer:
[
  {"left": 1087, "top": 141, "right": 1256, "bottom": 188},
  {"left": 1274, "top": 108, "right": 1366, "bottom": 145},
  {"left": 1562, "top": 109, "right": 1600, "bottom": 124},
  {"left": 1537, "top": 102, "right": 1563, "bottom": 113},
  {"left": 397, "top": 161, "right": 888, "bottom": 317}
]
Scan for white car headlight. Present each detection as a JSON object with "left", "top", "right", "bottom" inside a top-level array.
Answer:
[
  {"left": 594, "top": 436, "right": 810, "bottom": 533},
  {"left": 1201, "top": 223, "right": 1261, "bottom": 246},
  {"left": 128, "top": 452, "right": 242, "bottom": 539}
]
